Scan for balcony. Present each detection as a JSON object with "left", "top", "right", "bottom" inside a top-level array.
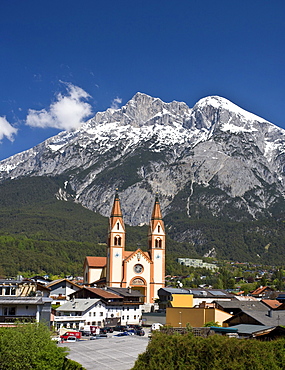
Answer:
[
  {"left": 0, "top": 316, "right": 36, "bottom": 323},
  {"left": 54, "top": 315, "right": 83, "bottom": 322}
]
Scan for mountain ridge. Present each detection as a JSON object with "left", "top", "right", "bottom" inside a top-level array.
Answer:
[{"left": 1, "top": 92, "right": 285, "bottom": 231}]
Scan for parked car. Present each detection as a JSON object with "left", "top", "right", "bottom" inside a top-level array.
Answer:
[
  {"left": 66, "top": 336, "right": 77, "bottom": 342},
  {"left": 114, "top": 325, "right": 129, "bottom": 332},
  {"left": 90, "top": 334, "right": 108, "bottom": 340},
  {"left": 104, "top": 327, "right": 114, "bottom": 333},
  {"left": 100, "top": 328, "right": 107, "bottom": 334},
  {"left": 135, "top": 329, "right": 145, "bottom": 336},
  {"left": 129, "top": 324, "right": 142, "bottom": 330},
  {"left": 115, "top": 331, "right": 131, "bottom": 337}
]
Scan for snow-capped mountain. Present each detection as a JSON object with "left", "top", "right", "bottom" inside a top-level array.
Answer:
[{"left": 1, "top": 92, "right": 285, "bottom": 229}]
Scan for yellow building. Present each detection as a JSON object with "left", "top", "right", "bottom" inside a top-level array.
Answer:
[{"left": 166, "top": 307, "right": 232, "bottom": 327}]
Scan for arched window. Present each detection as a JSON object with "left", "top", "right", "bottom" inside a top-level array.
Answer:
[
  {"left": 155, "top": 238, "right": 162, "bottom": 248},
  {"left": 117, "top": 222, "right": 120, "bottom": 230},
  {"left": 118, "top": 236, "right": 121, "bottom": 246},
  {"left": 158, "top": 225, "right": 160, "bottom": 233},
  {"left": 114, "top": 237, "right": 118, "bottom": 246}
]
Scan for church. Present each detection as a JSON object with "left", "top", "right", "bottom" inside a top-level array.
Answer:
[{"left": 83, "top": 191, "right": 166, "bottom": 304}]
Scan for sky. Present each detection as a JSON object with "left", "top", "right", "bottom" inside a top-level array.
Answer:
[{"left": 0, "top": 0, "right": 285, "bottom": 161}]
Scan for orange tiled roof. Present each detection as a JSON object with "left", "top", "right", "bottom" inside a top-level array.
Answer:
[
  {"left": 83, "top": 287, "right": 121, "bottom": 299},
  {"left": 85, "top": 256, "right": 107, "bottom": 267},
  {"left": 251, "top": 286, "right": 273, "bottom": 295},
  {"left": 261, "top": 299, "right": 282, "bottom": 309},
  {"left": 123, "top": 251, "right": 133, "bottom": 259}
]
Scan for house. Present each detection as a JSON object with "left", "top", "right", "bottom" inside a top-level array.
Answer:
[
  {"left": 46, "top": 279, "right": 81, "bottom": 305},
  {"left": 224, "top": 308, "right": 285, "bottom": 327},
  {"left": 224, "top": 324, "right": 285, "bottom": 340},
  {"left": 0, "top": 278, "right": 52, "bottom": 326},
  {"left": 250, "top": 286, "right": 274, "bottom": 299},
  {"left": 158, "top": 287, "right": 234, "bottom": 310},
  {"left": 69, "top": 286, "right": 144, "bottom": 326},
  {"left": 84, "top": 193, "right": 166, "bottom": 305},
  {"left": 54, "top": 298, "right": 105, "bottom": 330}
]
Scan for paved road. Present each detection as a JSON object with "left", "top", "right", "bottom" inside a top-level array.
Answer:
[{"left": 59, "top": 334, "right": 149, "bottom": 370}]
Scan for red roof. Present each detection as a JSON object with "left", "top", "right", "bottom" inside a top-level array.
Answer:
[
  {"left": 85, "top": 256, "right": 107, "bottom": 268},
  {"left": 83, "top": 287, "right": 121, "bottom": 299}
]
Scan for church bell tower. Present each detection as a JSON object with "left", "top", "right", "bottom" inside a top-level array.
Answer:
[
  {"left": 106, "top": 190, "right": 125, "bottom": 287},
  {"left": 148, "top": 195, "right": 165, "bottom": 301}
]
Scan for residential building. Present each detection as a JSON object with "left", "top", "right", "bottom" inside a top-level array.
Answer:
[
  {"left": 69, "top": 286, "right": 144, "bottom": 326},
  {"left": 0, "top": 278, "right": 52, "bottom": 326},
  {"left": 177, "top": 258, "right": 218, "bottom": 271},
  {"left": 47, "top": 278, "right": 81, "bottom": 305},
  {"left": 54, "top": 298, "right": 105, "bottom": 330},
  {"left": 158, "top": 287, "right": 234, "bottom": 310}
]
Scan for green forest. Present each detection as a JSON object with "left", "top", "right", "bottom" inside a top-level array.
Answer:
[{"left": 1, "top": 176, "right": 285, "bottom": 277}]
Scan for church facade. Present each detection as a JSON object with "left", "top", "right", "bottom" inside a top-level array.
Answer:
[{"left": 83, "top": 192, "right": 165, "bottom": 304}]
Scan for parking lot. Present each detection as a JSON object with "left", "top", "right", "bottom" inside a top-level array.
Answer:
[{"left": 59, "top": 331, "right": 150, "bottom": 370}]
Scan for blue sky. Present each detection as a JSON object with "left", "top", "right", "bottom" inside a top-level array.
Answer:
[{"left": 1, "top": 0, "right": 285, "bottom": 161}]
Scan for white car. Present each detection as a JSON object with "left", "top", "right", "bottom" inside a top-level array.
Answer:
[{"left": 66, "top": 336, "right": 77, "bottom": 342}]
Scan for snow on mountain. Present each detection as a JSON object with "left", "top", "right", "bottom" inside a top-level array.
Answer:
[{"left": 1, "top": 92, "right": 285, "bottom": 226}]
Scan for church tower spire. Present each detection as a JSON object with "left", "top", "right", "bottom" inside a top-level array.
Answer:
[
  {"left": 148, "top": 194, "right": 165, "bottom": 301},
  {"left": 106, "top": 190, "right": 126, "bottom": 287}
]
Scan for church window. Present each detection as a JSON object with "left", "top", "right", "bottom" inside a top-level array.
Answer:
[
  {"left": 155, "top": 238, "right": 162, "bottom": 248},
  {"left": 158, "top": 225, "right": 160, "bottom": 232},
  {"left": 118, "top": 236, "right": 121, "bottom": 246},
  {"left": 117, "top": 222, "right": 120, "bottom": 230},
  {"left": 114, "top": 237, "right": 118, "bottom": 245},
  {"left": 132, "top": 278, "right": 144, "bottom": 285}
]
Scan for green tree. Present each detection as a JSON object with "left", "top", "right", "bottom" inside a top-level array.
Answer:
[{"left": 0, "top": 323, "right": 67, "bottom": 370}]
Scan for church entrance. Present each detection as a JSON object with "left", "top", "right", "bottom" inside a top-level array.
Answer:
[{"left": 130, "top": 277, "right": 147, "bottom": 303}]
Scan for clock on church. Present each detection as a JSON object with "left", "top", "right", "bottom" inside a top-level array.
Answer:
[{"left": 134, "top": 264, "right": 143, "bottom": 274}]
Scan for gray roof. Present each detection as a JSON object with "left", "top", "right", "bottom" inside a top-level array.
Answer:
[
  {"left": 226, "top": 309, "right": 285, "bottom": 326},
  {"left": 0, "top": 297, "right": 52, "bottom": 305},
  {"left": 215, "top": 300, "right": 268, "bottom": 311},
  {"left": 56, "top": 299, "right": 101, "bottom": 312},
  {"left": 159, "top": 287, "right": 233, "bottom": 298},
  {"left": 229, "top": 324, "right": 276, "bottom": 335},
  {"left": 107, "top": 287, "right": 144, "bottom": 297}
]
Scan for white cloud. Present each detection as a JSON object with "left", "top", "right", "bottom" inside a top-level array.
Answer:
[
  {"left": 111, "top": 96, "right": 122, "bottom": 109},
  {"left": 0, "top": 116, "right": 18, "bottom": 142},
  {"left": 26, "top": 82, "right": 93, "bottom": 130}
]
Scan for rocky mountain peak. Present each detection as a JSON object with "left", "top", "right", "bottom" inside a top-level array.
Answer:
[{"left": 1, "top": 93, "right": 285, "bottom": 227}]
